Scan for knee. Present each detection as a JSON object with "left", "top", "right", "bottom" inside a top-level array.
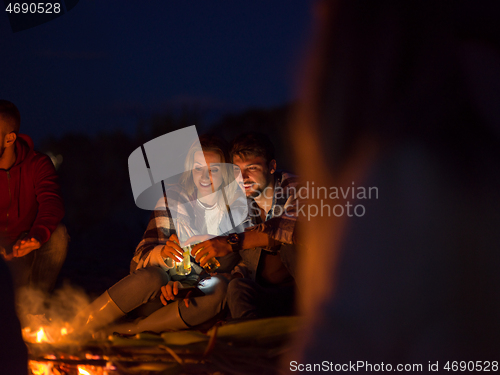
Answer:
[
  {"left": 211, "top": 276, "right": 228, "bottom": 300},
  {"left": 199, "top": 276, "right": 228, "bottom": 301},
  {"left": 48, "top": 223, "right": 70, "bottom": 248},
  {"left": 132, "top": 267, "right": 169, "bottom": 292},
  {"left": 36, "top": 224, "right": 69, "bottom": 260}
]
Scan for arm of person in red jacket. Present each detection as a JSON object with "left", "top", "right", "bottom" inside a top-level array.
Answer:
[{"left": 13, "top": 155, "right": 64, "bottom": 258}]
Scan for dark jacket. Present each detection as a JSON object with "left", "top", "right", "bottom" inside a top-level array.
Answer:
[{"left": 0, "top": 134, "right": 64, "bottom": 248}]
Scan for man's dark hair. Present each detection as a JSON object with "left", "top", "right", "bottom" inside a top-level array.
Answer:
[
  {"left": 0, "top": 100, "right": 21, "bottom": 134},
  {"left": 230, "top": 132, "right": 275, "bottom": 163}
]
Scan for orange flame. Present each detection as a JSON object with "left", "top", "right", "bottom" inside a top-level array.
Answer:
[
  {"left": 29, "top": 360, "right": 52, "bottom": 375},
  {"left": 29, "top": 362, "right": 109, "bottom": 375},
  {"left": 36, "top": 327, "right": 50, "bottom": 343},
  {"left": 23, "top": 323, "right": 73, "bottom": 344}
]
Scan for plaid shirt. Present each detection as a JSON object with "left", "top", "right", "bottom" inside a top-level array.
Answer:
[
  {"left": 245, "top": 170, "right": 299, "bottom": 244},
  {"left": 130, "top": 186, "right": 240, "bottom": 279},
  {"left": 130, "top": 187, "right": 200, "bottom": 282},
  {"left": 233, "top": 170, "right": 300, "bottom": 280}
]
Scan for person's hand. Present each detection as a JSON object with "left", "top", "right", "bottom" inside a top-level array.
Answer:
[
  {"left": 12, "top": 237, "right": 41, "bottom": 258},
  {"left": 0, "top": 246, "right": 14, "bottom": 261},
  {"left": 191, "top": 236, "right": 232, "bottom": 267},
  {"left": 161, "top": 234, "right": 183, "bottom": 262},
  {"left": 160, "top": 281, "right": 191, "bottom": 308}
]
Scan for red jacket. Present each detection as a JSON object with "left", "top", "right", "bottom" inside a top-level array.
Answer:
[{"left": 0, "top": 134, "right": 64, "bottom": 248}]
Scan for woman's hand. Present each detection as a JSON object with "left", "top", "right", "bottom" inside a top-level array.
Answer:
[
  {"left": 161, "top": 234, "right": 183, "bottom": 262},
  {"left": 160, "top": 281, "right": 190, "bottom": 308}
]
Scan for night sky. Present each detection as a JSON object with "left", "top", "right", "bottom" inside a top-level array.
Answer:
[{"left": 1, "top": 1, "right": 313, "bottom": 144}]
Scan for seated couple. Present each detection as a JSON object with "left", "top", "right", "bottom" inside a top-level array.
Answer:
[{"left": 75, "top": 132, "right": 300, "bottom": 335}]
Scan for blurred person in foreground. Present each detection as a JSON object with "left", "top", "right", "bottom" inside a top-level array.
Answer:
[
  {"left": 192, "top": 133, "right": 300, "bottom": 320},
  {"left": 0, "top": 258, "right": 28, "bottom": 374},
  {"left": 288, "top": 0, "right": 500, "bottom": 369},
  {"left": 0, "top": 100, "right": 68, "bottom": 303}
]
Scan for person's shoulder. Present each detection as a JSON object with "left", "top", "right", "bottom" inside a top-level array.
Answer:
[
  {"left": 165, "top": 184, "right": 194, "bottom": 203},
  {"left": 279, "top": 170, "right": 298, "bottom": 180},
  {"left": 155, "top": 184, "right": 195, "bottom": 213},
  {"left": 16, "top": 135, "right": 53, "bottom": 168},
  {"left": 28, "top": 152, "right": 57, "bottom": 179},
  {"left": 278, "top": 170, "right": 299, "bottom": 187},
  {"left": 23, "top": 150, "right": 56, "bottom": 178},
  {"left": 31, "top": 150, "right": 53, "bottom": 164}
]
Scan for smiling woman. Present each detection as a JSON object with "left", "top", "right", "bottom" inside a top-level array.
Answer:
[{"left": 179, "top": 136, "right": 232, "bottom": 211}]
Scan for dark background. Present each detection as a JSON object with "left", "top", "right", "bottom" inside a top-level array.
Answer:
[{"left": 1, "top": 1, "right": 312, "bottom": 294}]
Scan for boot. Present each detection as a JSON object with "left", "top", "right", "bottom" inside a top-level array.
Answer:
[
  {"left": 106, "top": 300, "right": 188, "bottom": 335},
  {"left": 73, "top": 290, "right": 125, "bottom": 334}
]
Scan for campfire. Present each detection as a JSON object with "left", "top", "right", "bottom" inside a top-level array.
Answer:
[
  {"left": 21, "top": 315, "right": 213, "bottom": 375},
  {"left": 15, "top": 285, "right": 116, "bottom": 374},
  {"left": 23, "top": 323, "right": 117, "bottom": 375},
  {"left": 28, "top": 360, "right": 113, "bottom": 375},
  {"left": 23, "top": 325, "right": 70, "bottom": 344},
  {"left": 18, "top": 285, "right": 300, "bottom": 375},
  {"left": 20, "top": 316, "right": 301, "bottom": 375}
]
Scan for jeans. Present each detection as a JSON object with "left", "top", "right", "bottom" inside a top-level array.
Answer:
[
  {"left": 108, "top": 266, "right": 229, "bottom": 326},
  {"left": 227, "top": 242, "right": 298, "bottom": 320},
  {"left": 179, "top": 275, "right": 228, "bottom": 326},
  {"left": 7, "top": 223, "right": 69, "bottom": 294},
  {"left": 226, "top": 278, "right": 295, "bottom": 320}
]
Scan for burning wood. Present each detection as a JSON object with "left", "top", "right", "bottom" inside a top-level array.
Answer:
[
  {"left": 28, "top": 360, "right": 115, "bottom": 375},
  {"left": 23, "top": 324, "right": 73, "bottom": 344},
  {"left": 29, "top": 360, "right": 52, "bottom": 375},
  {"left": 23, "top": 316, "right": 300, "bottom": 374}
]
